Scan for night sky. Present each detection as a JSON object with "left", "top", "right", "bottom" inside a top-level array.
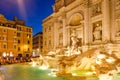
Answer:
[{"left": 0, "top": 0, "right": 55, "bottom": 35}]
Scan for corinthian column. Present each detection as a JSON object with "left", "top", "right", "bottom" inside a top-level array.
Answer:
[
  {"left": 84, "top": 6, "right": 89, "bottom": 45},
  {"left": 102, "top": 0, "right": 111, "bottom": 42},
  {"left": 62, "top": 14, "right": 67, "bottom": 47},
  {"left": 66, "top": 26, "right": 71, "bottom": 46},
  {"left": 53, "top": 18, "right": 59, "bottom": 49}
]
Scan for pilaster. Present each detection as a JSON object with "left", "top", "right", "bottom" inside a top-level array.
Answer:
[
  {"left": 53, "top": 18, "right": 59, "bottom": 49},
  {"left": 66, "top": 26, "right": 71, "bottom": 46},
  {"left": 62, "top": 13, "right": 67, "bottom": 47},
  {"left": 102, "top": 0, "right": 111, "bottom": 43},
  {"left": 84, "top": 6, "right": 89, "bottom": 45}
]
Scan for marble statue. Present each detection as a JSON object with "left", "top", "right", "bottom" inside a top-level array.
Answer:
[
  {"left": 93, "top": 23, "right": 102, "bottom": 41},
  {"left": 70, "top": 30, "right": 80, "bottom": 52}
]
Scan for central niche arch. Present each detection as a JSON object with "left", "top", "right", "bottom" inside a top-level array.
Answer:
[
  {"left": 68, "top": 13, "right": 84, "bottom": 26},
  {"left": 67, "top": 13, "right": 84, "bottom": 47}
]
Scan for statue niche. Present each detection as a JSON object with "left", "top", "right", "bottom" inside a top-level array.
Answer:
[{"left": 93, "top": 22, "right": 102, "bottom": 42}]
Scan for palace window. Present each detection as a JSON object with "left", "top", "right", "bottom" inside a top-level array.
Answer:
[
  {"left": 28, "top": 40, "right": 30, "bottom": 44},
  {"left": 3, "top": 43, "right": 7, "bottom": 49},
  {"left": 14, "top": 31, "right": 17, "bottom": 34},
  {"left": 13, "top": 44, "right": 17, "bottom": 49},
  {"left": 18, "top": 40, "right": 20, "bottom": 44},
  {"left": 3, "top": 29, "right": 7, "bottom": 33},
  {"left": 28, "top": 48, "right": 30, "bottom": 51},
  {"left": 27, "top": 34, "right": 31, "bottom": 38},
  {"left": 17, "top": 33, "right": 20, "bottom": 37},
  {"left": 3, "top": 36, "right": 7, "bottom": 41},
  {"left": 13, "top": 37, "right": 17, "bottom": 42},
  {"left": 29, "top": 28, "right": 31, "bottom": 32},
  {"left": 26, "top": 28, "right": 31, "bottom": 32},
  {"left": 18, "top": 47, "right": 20, "bottom": 51},
  {"left": 41, "top": 46, "right": 43, "bottom": 48},
  {"left": 17, "top": 27, "right": 21, "bottom": 31}
]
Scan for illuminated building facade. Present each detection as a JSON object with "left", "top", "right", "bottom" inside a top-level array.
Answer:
[
  {"left": 33, "top": 32, "right": 43, "bottom": 56},
  {"left": 42, "top": 0, "right": 120, "bottom": 54},
  {"left": 0, "top": 14, "right": 32, "bottom": 57}
]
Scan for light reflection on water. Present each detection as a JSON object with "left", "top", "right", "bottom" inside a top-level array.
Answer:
[{"left": 0, "top": 64, "right": 119, "bottom": 80}]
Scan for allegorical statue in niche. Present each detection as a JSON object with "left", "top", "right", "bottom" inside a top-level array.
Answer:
[{"left": 93, "top": 23, "right": 102, "bottom": 41}]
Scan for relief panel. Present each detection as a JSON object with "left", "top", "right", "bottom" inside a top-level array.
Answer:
[
  {"left": 114, "top": 0, "right": 120, "bottom": 38},
  {"left": 114, "top": 0, "right": 120, "bottom": 19},
  {"left": 115, "top": 0, "right": 120, "bottom": 10},
  {"left": 91, "top": 2, "right": 102, "bottom": 17}
]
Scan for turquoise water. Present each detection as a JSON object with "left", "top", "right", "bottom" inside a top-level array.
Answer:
[
  {"left": 0, "top": 64, "right": 87, "bottom": 80},
  {"left": 0, "top": 64, "right": 119, "bottom": 80}
]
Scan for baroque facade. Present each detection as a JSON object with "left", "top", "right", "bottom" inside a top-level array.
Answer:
[
  {"left": 0, "top": 14, "right": 33, "bottom": 57},
  {"left": 42, "top": 0, "right": 120, "bottom": 54}
]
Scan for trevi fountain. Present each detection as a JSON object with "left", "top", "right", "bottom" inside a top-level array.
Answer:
[{"left": 31, "top": 31, "right": 120, "bottom": 80}]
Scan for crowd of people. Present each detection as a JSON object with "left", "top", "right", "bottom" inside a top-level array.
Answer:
[{"left": 0, "top": 56, "right": 32, "bottom": 65}]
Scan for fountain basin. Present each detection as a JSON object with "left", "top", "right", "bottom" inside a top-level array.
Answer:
[{"left": 0, "top": 64, "right": 120, "bottom": 80}]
